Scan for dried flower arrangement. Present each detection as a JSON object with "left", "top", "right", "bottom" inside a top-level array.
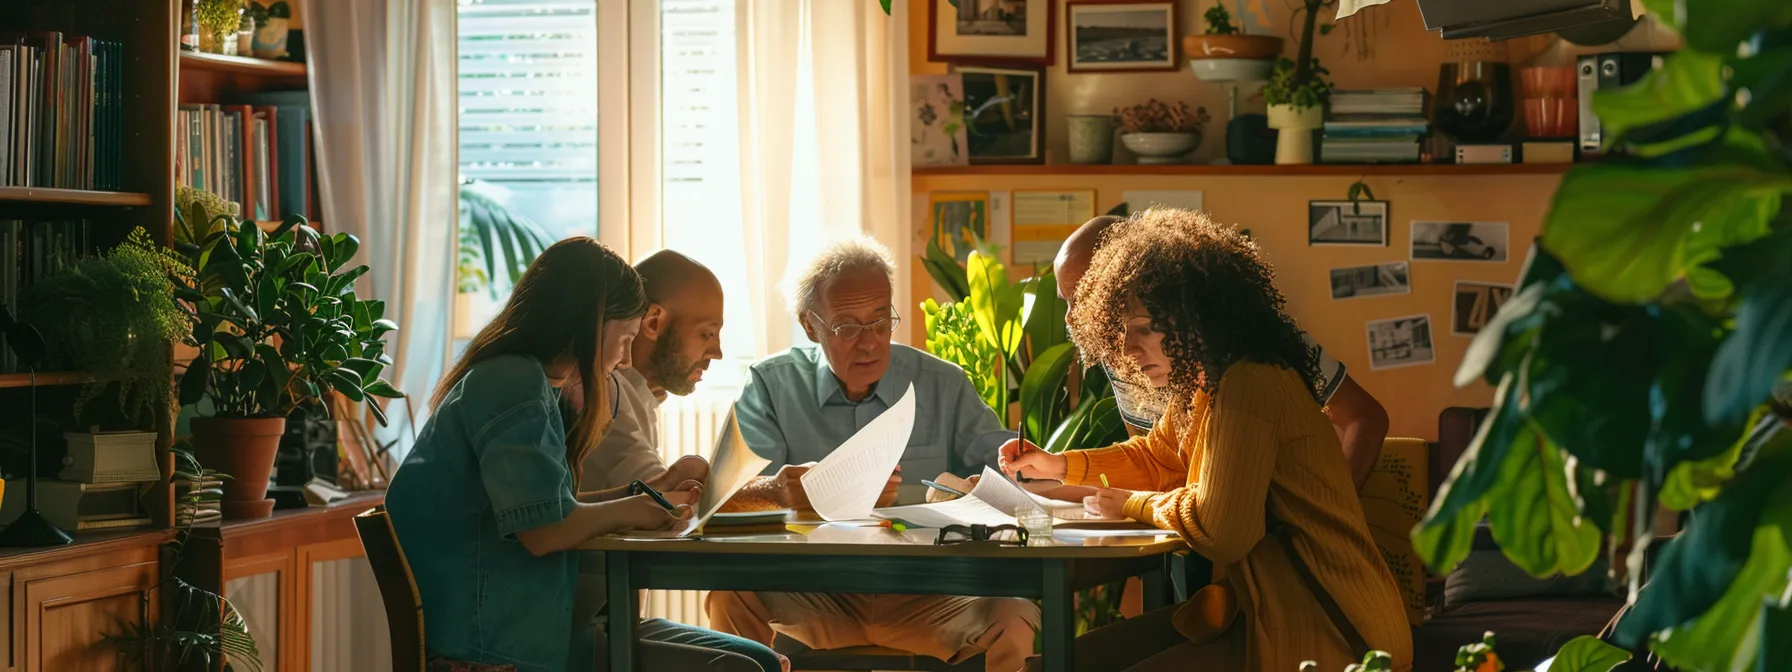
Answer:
[{"left": 1114, "top": 99, "right": 1213, "bottom": 135}]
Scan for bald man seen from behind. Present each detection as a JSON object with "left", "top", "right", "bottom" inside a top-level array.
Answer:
[{"left": 1052, "top": 214, "right": 1391, "bottom": 490}]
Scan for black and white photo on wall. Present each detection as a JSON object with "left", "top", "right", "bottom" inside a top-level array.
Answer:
[
  {"left": 1329, "top": 261, "right": 1410, "bottom": 299},
  {"left": 1066, "top": 1, "right": 1178, "bottom": 73},
  {"left": 929, "top": 0, "right": 1055, "bottom": 64},
  {"left": 957, "top": 65, "right": 1047, "bottom": 164},
  {"left": 1308, "top": 200, "right": 1390, "bottom": 246},
  {"left": 1365, "top": 314, "right": 1436, "bottom": 371},
  {"left": 1452, "top": 281, "right": 1515, "bottom": 336},
  {"left": 1411, "top": 221, "right": 1510, "bottom": 263}
]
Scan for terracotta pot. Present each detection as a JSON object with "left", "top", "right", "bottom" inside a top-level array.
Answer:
[
  {"left": 1182, "top": 34, "right": 1283, "bottom": 61},
  {"left": 190, "top": 417, "right": 286, "bottom": 519}
]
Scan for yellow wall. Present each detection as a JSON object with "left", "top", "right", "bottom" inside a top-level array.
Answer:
[{"left": 906, "top": 1, "right": 1565, "bottom": 440}]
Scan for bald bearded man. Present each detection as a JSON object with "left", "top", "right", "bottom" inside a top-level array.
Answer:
[{"left": 1055, "top": 215, "right": 1389, "bottom": 489}]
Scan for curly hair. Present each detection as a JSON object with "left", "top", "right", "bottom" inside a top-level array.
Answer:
[{"left": 1068, "top": 208, "right": 1322, "bottom": 405}]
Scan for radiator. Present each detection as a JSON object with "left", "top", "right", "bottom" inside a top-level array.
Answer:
[
  {"left": 644, "top": 392, "right": 739, "bottom": 627},
  {"left": 312, "top": 556, "right": 393, "bottom": 671}
]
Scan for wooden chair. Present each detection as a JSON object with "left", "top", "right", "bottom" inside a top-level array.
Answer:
[
  {"left": 354, "top": 506, "right": 426, "bottom": 672},
  {"left": 772, "top": 634, "right": 983, "bottom": 671}
]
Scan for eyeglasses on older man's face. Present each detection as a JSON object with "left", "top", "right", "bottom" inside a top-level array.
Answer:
[{"left": 807, "top": 307, "right": 901, "bottom": 341}]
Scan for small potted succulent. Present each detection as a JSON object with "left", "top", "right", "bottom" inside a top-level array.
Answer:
[
  {"left": 1115, "top": 99, "right": 1212, "bottom": 164},
  {"left": 1184, "top": 1, "right": 1284, "bottom": 82}
]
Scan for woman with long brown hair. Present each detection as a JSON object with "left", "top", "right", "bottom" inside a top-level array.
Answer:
[
  {"left": 387, "top": 238, "right": 784, "bottom": 672},
  {"left": 1001, "top": 210, "right": 1411, "bottom": 671}
]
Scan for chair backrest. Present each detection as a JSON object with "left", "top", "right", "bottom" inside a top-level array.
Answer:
[
  {"left": 1428, "top": 406, "right": 1490, "bottom": 500},
  {"left": 354, "top": 506, "right": 427, "bottom": 672}
]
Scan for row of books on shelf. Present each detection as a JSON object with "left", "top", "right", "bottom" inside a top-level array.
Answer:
[
  {"left": 177, "top": 90, "right": 315, "bottom": 222},
  {"left": 0, "top": 219, "right": 89, "bottom": 373},
  {"left": 0, "top": 32, "right": 125, "bottom": 191},
  {"left": 1323, "top": 88, "right": 1429, "bottom": 165}
]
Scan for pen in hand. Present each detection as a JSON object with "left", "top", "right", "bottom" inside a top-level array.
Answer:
[
  {"left": 1100, "top": 473, "right": 1110, "bottom": 488},
  {"left": 628, "top": 480, "right": 678, "bottom": 512}
]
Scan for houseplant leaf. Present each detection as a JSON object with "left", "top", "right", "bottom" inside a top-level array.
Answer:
[
  {"left": 1485, "top": 423, "right": 1603, "bottom": 577},
  {"left": 1019, "top": 343, "right": 1075, "bottom": 444},
  {"left": 1544, "top": 635, "right": 1632, "bottom": 672},
  {"left": 1707, "top": 271, "right": 1792, "bottom": 425},
  {"left": 1591, "top": 51, "right": 1725, "bottom": 150},
  {"left": 1649, "top": 484, "right": 1792, "bottom": 672},
  {"left": 966, "top": 251, "right": 1022, "bottom": 355}
]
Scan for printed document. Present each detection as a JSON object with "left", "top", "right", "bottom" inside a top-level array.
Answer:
[{"left": 801, "top": 383, "right": 917, "bottom": 521}]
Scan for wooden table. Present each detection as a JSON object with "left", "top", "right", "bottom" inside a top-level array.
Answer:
[{"left": 581, "top": 524, "right": 1185, "bottom": 672}]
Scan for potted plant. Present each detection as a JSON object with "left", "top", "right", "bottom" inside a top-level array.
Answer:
[
  {"left": 194, "top": 0, "right": 241, "bottom": 55},
  {"left": 1114, "top": 99, "right": 1212, "bottom": 165},
  {"left": 176, "top": 215, "right": 403, "bottom": 519},
  {"left": 1184, "top": 1, "right": 1283, "bottom": 82},
  {"left": 18, "top": 228, "right": 192, "bottom": 424},
  {"left": 247, "top": 1, "right": 292, "bottom": 59},
  {"left": 1262, "top": 0, "right": 1335, "bottom": 164}
]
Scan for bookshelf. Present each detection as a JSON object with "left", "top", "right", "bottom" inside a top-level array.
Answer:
[
  {"left": 179, "top": 50, "right": 306, "bottom": 78},
  {"left": 912, "top": 163, "right": 1576, "bottom": 177},
  {"left": 0, "top": 371, "right": 101, "bottom": 389},
  {"left": 0, "top": 187, "right": 155, "bottom": 207}
]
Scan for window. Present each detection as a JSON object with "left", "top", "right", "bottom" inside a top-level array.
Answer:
[{"left": 456, "top": 0, "right": 601, "bottom": 336}]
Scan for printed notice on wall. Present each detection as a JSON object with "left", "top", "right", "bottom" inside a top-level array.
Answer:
[
  {"left": 1011, "top": 190, "right": 1096, "bottom": 267},
  {"left": 1120, "top": 190, "right": 1204, "bottom": 213}
]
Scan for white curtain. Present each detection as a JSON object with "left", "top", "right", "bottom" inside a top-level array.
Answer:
[
  {"left": 301, "top": 0, "right": 458, "bottom": 461},
  {"left": 734, "top": 0, "right": 913, "bottom": 354}
]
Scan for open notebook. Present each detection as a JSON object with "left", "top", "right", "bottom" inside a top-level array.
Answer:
[
  {"left": 618, "top": 407, "right": 770, "bottom": 539},
  {"left": 871, "top": 466, "right": 1124, "bottom": 529}
]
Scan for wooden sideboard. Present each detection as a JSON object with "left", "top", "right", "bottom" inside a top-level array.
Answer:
[{"left": 0, "top": 494, "right": 382, "bottom": 672}]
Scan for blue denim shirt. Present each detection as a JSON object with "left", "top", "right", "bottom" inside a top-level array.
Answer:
[
  {"left": 386, "top": 354, "right": 588, "bottom": 672},
  {"left": 733, "top": 344, "right": 1010, "bottom": 501}
]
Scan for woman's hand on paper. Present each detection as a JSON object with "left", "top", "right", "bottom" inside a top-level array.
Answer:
[
  {"left": 999, "top": 439, "right": 1067, "bottom": 481},
  {"left": 1083, "top": 488, "right": 1133, "bottom": 520},
  {"left": 617, "top": 493, "right": 692, "bottom": 531},
  {"left": 652, "top": 455, "right": 711, "bottom": 492}
]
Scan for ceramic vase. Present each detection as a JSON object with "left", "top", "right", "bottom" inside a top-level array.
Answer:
[
  {"left": 1066, "top": 115, "right": 1117, "bottom": 165},
  {"left": 1267, "top": 104, "right": 1324, "bottom": 165}
]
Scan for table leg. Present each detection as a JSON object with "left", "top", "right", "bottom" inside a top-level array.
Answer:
[
  {"left": 607, "top": 551, "right": 638, "bottom": 672},
  {"left": 1143, "top": 562, "right": 1170, "bottom": 613},
  {"left": 1041, "top": 559, "right": 1073, "bottom": 672}
]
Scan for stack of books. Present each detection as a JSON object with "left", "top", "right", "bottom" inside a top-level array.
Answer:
[
  {"left": 0, "top": 32, "right": 125, "bottom": 190},
  {"left": 1323, "top": 88, "right": 1429, "bottom": 164},
  {"left": 0, "top": 219, "right": 89, "bottom": 372},
  {"left": 177, "top": 91, "right": 314, "bottom": 222}
]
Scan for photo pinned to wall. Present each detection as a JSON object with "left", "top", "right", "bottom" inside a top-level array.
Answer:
[
  {"left": 1120, "top": 189, "right": 1204, "bottom": 212},
  {"left": 929, "top": 0, "right": 1055, "bottom": 64},
  {"left": 1308, "top": 200, "right": 1390, "bottom": 247},
  {"left": 958, "top": 65, "right": 1047, "bottom": 164},
  {"left": 1365, "top": 314, "right": 1436, "bottom": 371},
  {"left": 1411, "top": 221, "right": 1510, "bottom": 263},
  {"left": 929, "top": 191, "right": 993, "bottom": 263},
  {"left": 1329, "top": 261, "right": 1411, "bottom": 300},
  {"left": 1452, "top": 281, "right": 1516, "bottom": 336},
  {"left": 1011, "top": 189, "right": 1096, "bottom": 266},
  {"left": 911, "top": 75, "right": 969, "bottom": 167},
  {"left": 1066, "top": 1, "right": 1178, "bottom": 73}
]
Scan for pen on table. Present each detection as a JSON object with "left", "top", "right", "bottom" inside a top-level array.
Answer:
[
  {"left": 628, "top": 480, "right": 678, "bottom": 512},
  {"left": 921, "top": 479, "right": 967, "bottom": 498},
  {"left": 878, "top": 519, "right": 912, "bottom": 533}
]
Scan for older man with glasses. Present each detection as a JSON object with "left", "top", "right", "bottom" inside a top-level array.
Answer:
[{"left": 707, "top": 236, "right": 1038, "bottom": 672}]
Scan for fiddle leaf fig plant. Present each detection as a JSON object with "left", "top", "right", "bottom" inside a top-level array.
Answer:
[
  {"left": 176, "top": 215, "right": 404, "bottom": 426},
  {"left": 1412, "top": 1, "right": 1792, "bottom": 670}
]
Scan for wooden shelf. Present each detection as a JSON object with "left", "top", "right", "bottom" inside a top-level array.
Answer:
[
  {"left": 912, "top": 163, "right": 1575, "bottom": 177},
  {"left": 0, "top": 186, "right": 154, "bottom": 206},
  {"left": 0, "top": 371, "right": 102, "bottom": 389},
  {"left": 179, "top": 51, "right": 307, "bottom": 78}
]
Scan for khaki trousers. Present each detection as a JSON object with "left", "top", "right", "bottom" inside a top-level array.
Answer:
[{"left": 705, "top": 591, "right": 1040, "bottom": 672}]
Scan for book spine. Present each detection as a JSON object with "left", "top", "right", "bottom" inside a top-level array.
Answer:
[{"left": 0, "top": 47, "right": 10, "bottom": 185}]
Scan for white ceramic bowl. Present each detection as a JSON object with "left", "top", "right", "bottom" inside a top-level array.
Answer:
[
  {"left": 1188, "top": 58, "right": 1275, "bottom": 83},
  {"left": 1120, "top": 132, "right": 1201, "bottom": 164}
]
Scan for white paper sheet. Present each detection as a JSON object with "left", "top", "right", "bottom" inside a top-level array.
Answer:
[
  {"left": 875, "top": 496, "right": 1016, "bottom": 528},
  {"left": 622, "top": 407, "right": 771, "bottom": 539},
  {"left": 801, "top": 384, "right": 917, "bottom": 521},
  {"left": 873, "top": 466, "right": 1122, "bottom": 528}
]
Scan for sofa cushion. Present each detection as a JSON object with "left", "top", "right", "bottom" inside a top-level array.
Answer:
[
  {"left": 1414, "top": 596, "right": 1624, "bottom": 671},
  {"left": 1444, "top": 548, "right": 1619, "bottom": 609}
]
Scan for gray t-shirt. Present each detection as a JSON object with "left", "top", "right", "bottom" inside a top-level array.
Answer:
[{"left": 1109, "top": 335, "right": 1346, "bottom": 432}]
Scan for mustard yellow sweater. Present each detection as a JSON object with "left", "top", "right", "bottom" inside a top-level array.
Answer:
[{"left": 1064, "top": 361, "right": 1412, "bottom": 671}]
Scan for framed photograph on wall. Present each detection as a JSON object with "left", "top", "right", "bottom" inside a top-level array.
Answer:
[
  {"left": 1365, "top": 314, "right": 1437, "bottom": 371},
  {"left": 1308, "top": 200, "right": 1390, "bottom": 246},
  {"left": 1329, "top": 261, "right": 1411, "bottom": 300},
  {"left": 928, "top": 191, "right": 993, "bottom": 263},
  {"left": 929, "top": 0, "right": 1055, "bottom": 65},
  {"left": 1411, "top": 221, "right": 1511, "bottom": 263},
  {"left": 957, "top": 65, "right": 1047, "bottom": 164},
  {"left": 911, "top": 74, "right": 969, "bottom": 167},
  {"left": 1066, "top": 1, "right": 1178, "bottom": 73},
  {"left": 1452, "top": 281, "right": 1516, "bottom": 336}
]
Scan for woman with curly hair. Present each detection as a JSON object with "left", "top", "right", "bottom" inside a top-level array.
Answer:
[{"left": 1002, "top": 209, "right": 1411, "bottom": 671}]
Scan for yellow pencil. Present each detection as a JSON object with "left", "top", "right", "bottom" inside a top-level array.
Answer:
[{"left": 1100, "top": 473, "right": 1110, "bottom": 488}]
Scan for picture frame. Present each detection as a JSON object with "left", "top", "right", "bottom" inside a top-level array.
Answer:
[
  {"left": 1452, "top": 280, "right": 1516, "bottom": 336},
  {"left": 1329, "top": 261, "right": 1411, "bottom": 300},
  {"left": 1066, "top": 1, "right": 1179, "bottom": 73},
  {"left": 1411, "top": 221, "right": 1511, "bottom": 263},
  {"left": 1308, "top": 200, "right": 1390, "bottom": 247},
  {"left": 957, "top": 64, "right": 1047, "bottom": 164},
  {"left": 929, "top": 0, "right": 1055, "bottom": 65},
  {"left": 911, "top": 74, "right": 970, "bottom": 167},
  {"left": 928, "top": 191, "right": 993, "bottom": 263},
  {"left": 1365, "top": 314, "right": 1437, "bottom": 371}
]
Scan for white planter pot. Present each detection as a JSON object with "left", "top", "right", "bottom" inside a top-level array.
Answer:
[
  {"left": 1267, "top": 104, "right": 1325, "bottom": 165},
  {"left": 1120, "top": 132, "right": 1201, "bottom": 165}
]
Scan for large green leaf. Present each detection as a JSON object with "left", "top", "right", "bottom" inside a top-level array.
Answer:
[
  {"left": 1020, "top": 343, "right": 1075, "bottom": 444},
  {"left": 967, "top": 251, "right": 1023, "bottom": 356},
  {"left": 1592, "top": 51, "right": 1726, "bottom": 150},
  {"left": 1707, "top": 271, "right": 1792, "bottom": 425},
  {"left": 1731, "top": 42, "right": 1792, "bottom": 129},
  {"left": 1523, "top": 303, "right": 1656, "bottom": 479},
  {"left": 1651, "top": 483, "right": 1792, "bottom": 672},
  {"left": 1660, "top": 410, "right": 1758, "bottom": 511},
  {"left": 1412, "top": 498, "right": 1488, "bottom": 577},
  {"left": 1616, "top": 428, "right": 1792, "bottom": 647},
  {"left": 1669, "top": 0, "right": 1792, "bottom": 53},
  {"left": 1486, "top": 423, "right": 1603, "bottom": 577},
  {"left": 1421, "top": 375, "right": 1523, "bottom": 536},
  {"left": 1019, "top": 271, "right": 1068, "bottom": 359},
  {"left": 1455, "top": 282, "right": 1547, "bottom": 388},
  {"left": 1541, "top": 161, "right": 1790, "bottom": 304},
  {"left": 921, "top": 236, "right": 971, "bottom": 301},
  {"left": 1765, "top": 599, "right": 1792, "bottom": 672},
  {"left": 1546, "top": 636, "right": 1633, "bottom": 672}
]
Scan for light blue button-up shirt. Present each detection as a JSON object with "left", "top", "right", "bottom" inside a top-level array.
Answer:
[{"left": 734, "top": 343, "right": 1011, "bottom": 502}]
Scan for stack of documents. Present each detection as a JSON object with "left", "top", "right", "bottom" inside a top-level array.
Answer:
[{"left": 873, "top": 466, "right": 1123, "bottom": 529}]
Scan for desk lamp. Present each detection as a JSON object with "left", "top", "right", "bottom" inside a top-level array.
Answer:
[{"left": 0, "top": 303, "right": 74, "bottom": 546}]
